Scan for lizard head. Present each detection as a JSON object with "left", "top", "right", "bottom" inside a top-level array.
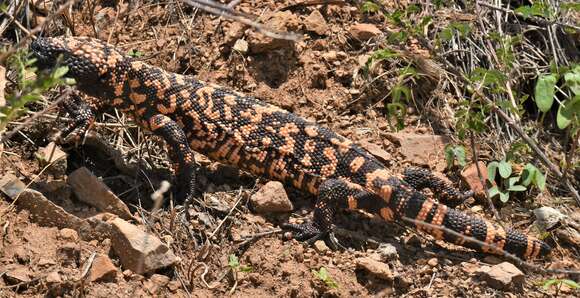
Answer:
[{"left": 30, "top": 36, "right": 128, "bottom": 97}]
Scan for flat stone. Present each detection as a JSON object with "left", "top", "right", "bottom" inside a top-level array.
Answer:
[
  {"left": 349, "top": 23, "right": 382, "bottom": 41},
  {"left": 248, "top": 11, "right": 298, "bottom": 53},
  {"left": 387, "top": 133, "right": 450, "bottom": 171},
  {"left": 68, "top": 167, "right": 132, "bottom": 220},
  {"left": 35, "top": 142, "right": 68, "bottom": 177},
  {"left": 359, "top": 140, "right": 391, "bottom": 164},
  {"left": 476, "top": 262, "right": 524, "bottom": 290},
  {"left": 461, "top": 162, "right": 487, "bottom": 197},
  {"left": 88, "top": 254, "right": 117, "bottom": 282},
  {"left": 16, "top": 189, "right": 85, "bottom": 229},
  {"left": 250, "top": 181, "right": 293, "bottom": 213},
  {"left": 356, "top": 257, "right": 393, "bottom": 280},
  {"left": 0, "top": 173, "right": 26, "bottom": 198},
  {"left": 110, "top": 218, "right": 179, "bottom": 274},
  {"left": 304, "top": 9, "right": 329, "bottom": 35},
  {"left": 4, "top": 266, "right": 32, "bottom": 285}
]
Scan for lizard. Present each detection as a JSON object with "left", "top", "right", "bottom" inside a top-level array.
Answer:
[{"left": 30, "top": 36, "right": 551, "bottom": 259}]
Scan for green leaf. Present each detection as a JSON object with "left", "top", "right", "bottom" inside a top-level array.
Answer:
[
  {"left": 521, "top": 164, "right": 536, "bottom": 186},
  {"left": 240, "top": 265, "right": 253, "bottom": 273},
  {"left": 488, "top": 186, "right": 500, "bottom": 198},
  {"left": 228, "top": 254, "right": 240, "bottom": 268},
  {"left": 534, "top": 74, "right": 558, "bottom": 112},
  {"left": 534, "top": 170, "right": 546, "bottom": 191},
  {"left": 564, "top": 67, "right": 580, "bottom": 95},
  {"left": 556, "top": 97, "right": 580, "bottom": 129},
  {"left": 561, "top": 279, "right": 580, "bottom": 289},
  {"left": 499, "top": 190, "right": 510, "bottom": 203},
  {"left": 488, "top": 161, "right": 499, "bottom": 181},
  {"left": 52, "top": 66, "right": 69, "bottom": 79},
  {"left": 361, "top": 1, "right": 380, "bottom": 13},
  {"left": 542, "top": 279, "right": 560, "bottom": 290},
  {"left": 507, "top": 176, "right": 520, "bottom": 187},
  {"left": 498, "top": 160, "right": 512, "bottom": 178},
  {"left": 508, "top": 185, "right": 527, "bottom": 192}
]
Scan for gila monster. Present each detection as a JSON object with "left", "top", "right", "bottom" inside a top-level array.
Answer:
[{"left": 30, "top": 36, "right": 551, "bottom": 259}]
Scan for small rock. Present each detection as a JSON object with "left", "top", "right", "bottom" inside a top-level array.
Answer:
[
  {"left": 359, "top": 140, "right": 391, "bottom": 163},
  {"left": 460, "top": 261, "right": 479, "bottom": 274},
  {"left": 68, "top": 167, "right": 132, "bottom": 220},
  {"left": 56, "top": 242, "right": 80, "bottom": 267},
  {"left": 322, "top": 50, "right": 338, "bottom": 62},
  {"left": 304, "top": 9, "right": 329, "bottom": 35},
  {"left": 144, "top": 274, "right": 170, "bottom": 294},
  {"left": 250, "top": 181, "right": 293, "bottom": 213},
  {"left": 427, "top": 258, "right": 438, "bottom": 267},
  {"left": 356, "top": 257, "right": 393, "bottom": 280},
  {"left": 248, "top": 11, "right": 297, "bottom": 53},
  {"left": 11, "top": 246, "right": 30, "bottom": 264},
  {"left": 375, "top": 243, "right": 398, "bottom": 261},
  {"left": 476, "top": 262, "right": 524, "bottom": 290},
  {"left": 349, "top": 23, "right": 382, "bottom": 41},
  {"left": 461, "top": 162, "right": 487, "bottom": 197},
  {"left": 313, "top": 240, "right": 329, "bottom": 253},
  {"left": 232, "top": 39, "right": 249, "bottom": 54},
  {"left": 110, "top": 218, "right": 179, "bottom": 274},
  {"left": 39, "top": 258, "right": 57, "bottom": 267},
  {"left": 4, "top": 266, "right": 32, "bottom": 285},
  {"left": 46, "top": 271, "right": 62, "bottom": 284},
  {"left": 88, "top": 254, "right": 117, "bottom": 282},
  {"left": 59, "top": 228, "right": 79, "bottom": 242},
  {"left": 0, "top": 173, "right": 26, "bottom": 198},
  {"left": 35, "top": 142, "right": 68, "bottom": 177},
  {"left": 168, "top": 280, "right": 181, "bottom": 292},
  {"left": 404, "top": 234, "right": 422, "bottom": 247},
  {"left": 533, "top": 206, "right": 566, "bottom": 231},
  {"left": 386, "top": 133, "right": 450, "bottom": 171}
]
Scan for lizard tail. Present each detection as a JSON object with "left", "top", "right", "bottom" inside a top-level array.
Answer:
[{"left": 372, "top": 177, "right": 551, "bottom": 259}]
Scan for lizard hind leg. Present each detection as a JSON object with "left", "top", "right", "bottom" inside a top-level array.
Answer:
[{"left": 282, "top": 178, "right": 378, "bottom": 249}]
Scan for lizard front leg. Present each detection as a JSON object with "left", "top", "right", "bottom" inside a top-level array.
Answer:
[{"left": 149, "top": 114, "right": 198, "bottom": 207}]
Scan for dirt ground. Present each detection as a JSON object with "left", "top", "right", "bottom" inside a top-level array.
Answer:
[{"left": 1, "top": 0, "right": 579, "bottom": 297}]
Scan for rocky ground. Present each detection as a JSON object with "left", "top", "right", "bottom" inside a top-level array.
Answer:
[{"left": 0, "top": 0, "right": 579, "bottom": 297}]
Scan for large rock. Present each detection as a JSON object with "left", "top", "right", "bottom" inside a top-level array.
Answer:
[
  {"left": 387, "top": 133, "right": 450, "bottom": 171},
  {"left": 68, "top": 167, "right": 132, "bottom": 220},
  {"left": 250, "top": 181, "right": 293, "bottom": 213},
  {"left": 248, "top": 11, "right": 299, "bottom": 53},
  {"left": 16, "top": 189, "right": 85, "bottom": 229},
  {"left": 110, "top": 218, "right": 179, "bottom": 274},
  {"left": 476, "top": 262, "right": 524, "bottom": 290},
  {"left": 3, "top": 266, "right": 32, "bottom": 285},
  {"left": 349, "top": 23, "right": 382, "bottom": 41},
  {"left": 461, "top": 161, "right": 487, "bottom": 197},
  {"left": 304, "top": 9, "right": 329, "bottom": 35}
]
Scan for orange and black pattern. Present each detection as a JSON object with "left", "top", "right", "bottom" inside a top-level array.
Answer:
[{"left": 30, "top": 36, "right": 551, "bottom": 259}]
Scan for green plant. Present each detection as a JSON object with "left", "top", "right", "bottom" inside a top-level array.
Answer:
[
  {"left": 487, "top": 160, "right": 546, "bottom": 203},
  {"left": 360, "top": 1, "right": 380, "bottom": 14},
  {"left": 444, "top": 144, "right": 467, "bottom": 169},
  {"left": 0, "top": 50, "right": 72, "bottom": 133},
  {"left": 541, "top": 278, "right": 579, "bottom": 292},
  {"left": 312, "top": 267, "right": 338, "bottom": 289},
  {"left": 515, "top": 1, "right": 555, "bottom": 19},
  {"left": 228, "top": 254, "right": 252, "bottom": 273},
  {"left": 127, "top": 49, "right": 144, "bottom": 58},
  {"left": 534, "top": 64, "right": 580, "bottom": 134}
]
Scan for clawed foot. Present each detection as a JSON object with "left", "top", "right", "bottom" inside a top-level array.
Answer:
[{"left": 282, "top": 222, "right": 345, "bottom": 250}]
